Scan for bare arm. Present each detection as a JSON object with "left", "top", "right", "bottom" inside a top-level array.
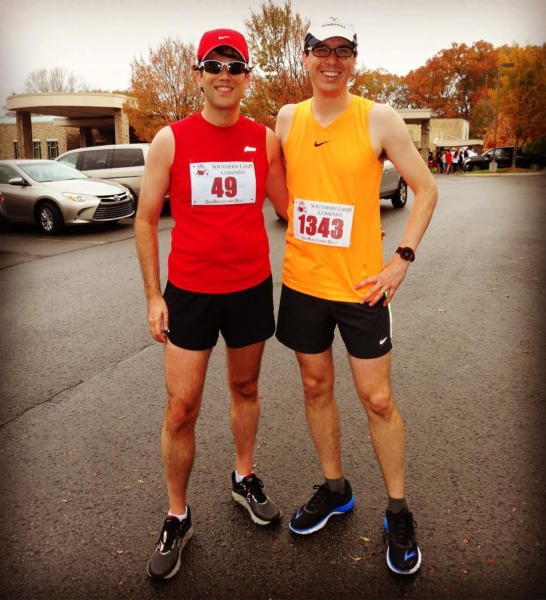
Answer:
[
  {"left": 265, "top": 127, "right": 288, "bottom": 219},
  {"left": 134, "top": 126, "right": 174, "bottom": 343},
  {"left": 356, "top": 103, "right": 438, "bottom": 306},
  {"left": 275, "top": 104, "right": 296, "bottom": 149}
]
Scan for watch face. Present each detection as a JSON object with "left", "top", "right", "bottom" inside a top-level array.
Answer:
[{"left": 397, "top": 247, "right": 415, "bottom": 261}]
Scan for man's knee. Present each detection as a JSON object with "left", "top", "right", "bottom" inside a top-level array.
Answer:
[
  {"left": 361, "top": 387, "right": 394, "bottom": 419},
  {"left": 229, "top": 376, "right": 258, "bottom": 401},
  {"left": 302, "top": 371, "right": 334, "bottom": 404},
  {"left": 164, "top": 395, "right": 200, "bottom": 432}
]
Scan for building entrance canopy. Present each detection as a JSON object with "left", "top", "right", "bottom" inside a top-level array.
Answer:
[
  {"left": 6, "top": 92, "right": 127, "bottom": 118},
  {"left": 6, "top": 92, "right": 130, "bottom": 158}
]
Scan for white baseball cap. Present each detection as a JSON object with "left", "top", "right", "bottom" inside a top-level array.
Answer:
[{"left": 305, "top": 17, "right": 358, "bottom": 48}]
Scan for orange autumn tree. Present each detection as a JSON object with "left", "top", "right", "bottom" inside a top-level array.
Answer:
[
  {"left": 244, "top": 0, "right": 311, "bottom": 128},
  {"left": 482, "top": 113, "right": 514, "bottom": 148},
  {"left": 350, "top": 67, "right": 407, "bottom": 107},
  {"left": 404, "top": 41, "right": 498, "bottom": 118},
  {"left": 125, "top": 38, "right": 202, "bottom": 142},
  {"left": 494, "top": 44, "right": 546, "bottom": 166}
]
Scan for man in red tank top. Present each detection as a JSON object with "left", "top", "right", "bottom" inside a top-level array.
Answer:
[{"left": 135, "top": 28, "right": 288, "bottom": 580}]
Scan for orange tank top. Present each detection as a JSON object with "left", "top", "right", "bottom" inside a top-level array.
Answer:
[{"left": 282, "top": 96, "right": 384, "bottom": 302}]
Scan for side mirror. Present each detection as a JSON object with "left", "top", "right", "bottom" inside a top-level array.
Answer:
[{"left": 8, "top": 177, "right": 28, "bottom": 186}]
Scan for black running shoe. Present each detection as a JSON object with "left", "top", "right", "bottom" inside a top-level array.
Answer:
[
  {"left": 384, "top": 508, "right": 421, "bottom": 575},
  {"left": 289, "top": 480, "right": 355, "bottom": 535},
  {"left": 147, "top": 508, "right": 193, "bottom": 580},
  {"left": 231, "top": 472, "right": 281, "bottom": 525}
]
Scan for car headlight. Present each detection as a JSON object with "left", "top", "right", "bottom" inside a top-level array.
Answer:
[{"left": 62, "top": 193, "right": 99, "bottom": 203}]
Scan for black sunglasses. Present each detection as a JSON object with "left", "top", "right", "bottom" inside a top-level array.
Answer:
[{"left": 198, "top": 60, "right": 249, "bottom": 75}]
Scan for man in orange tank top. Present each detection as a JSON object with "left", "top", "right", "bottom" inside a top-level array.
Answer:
[
  {"left": 275, "top": 17, "right": 437, "bottom": 575},
  {"left": 135, "top": 29, "right": 288, "bottom": 580}
]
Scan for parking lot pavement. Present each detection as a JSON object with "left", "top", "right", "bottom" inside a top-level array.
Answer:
[
  {"left": 0, "top": 216, "right": 175, "bottom": 270},
  {"left": 0, "top": 176, "right": 545, "bottom": 599}
]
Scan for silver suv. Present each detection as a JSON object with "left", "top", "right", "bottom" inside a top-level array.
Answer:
[{"left": 56, "top": 143, "right": 150, "bottom": 203}]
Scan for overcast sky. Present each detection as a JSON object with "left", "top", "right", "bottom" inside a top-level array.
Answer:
[{"left": 1, "top": 0, "right": 545, "bottom": 109}]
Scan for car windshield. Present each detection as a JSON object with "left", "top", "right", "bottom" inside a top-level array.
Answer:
[{"left": 19, "top": 162, "right": 89, "bottom": 183}]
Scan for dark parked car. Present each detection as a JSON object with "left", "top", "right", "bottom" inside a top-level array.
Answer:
[
  {"left": 464, "top": 146, "right": 546, "bottom": 171},
  {"left": 0, "top": 191, "right": 9, "bottom": 232}
]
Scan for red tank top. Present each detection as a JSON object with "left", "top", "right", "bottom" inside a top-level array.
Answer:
[{"left": 168, "top": 113, "right": 270, "bottom": 293}]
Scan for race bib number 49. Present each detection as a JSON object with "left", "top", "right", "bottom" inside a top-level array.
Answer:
[
  {"left": 190, "top": 162, "right": 256, "bottom": 205},
  {"left": 293, "top": 199, "right": 354, "bottom": 247}
]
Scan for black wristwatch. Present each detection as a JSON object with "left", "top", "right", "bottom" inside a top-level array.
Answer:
[{"left": 396, "top": 246, "right": 416, "bottom": 262}]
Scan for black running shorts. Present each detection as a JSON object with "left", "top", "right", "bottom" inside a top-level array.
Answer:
[
  {"left": 276, "top": 284, "right": 392, "bottom": 359},
  {"left": 163, "top": 275, "right": 275, "bottom": 351}
]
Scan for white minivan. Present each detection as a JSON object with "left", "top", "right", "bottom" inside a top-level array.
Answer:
[{"left": 56, "top": 144, "right": 152, "bottom": 206}]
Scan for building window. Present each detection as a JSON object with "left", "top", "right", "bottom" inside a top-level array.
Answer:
[
  {"left": 13, "top": 141, "right": 19, "bottom": 159},
  {"left": 47, "top": 140, "right": 59, "bottom": 159},
  {"left": 33, "top": 141, "right": 42, "bottom": 159}
]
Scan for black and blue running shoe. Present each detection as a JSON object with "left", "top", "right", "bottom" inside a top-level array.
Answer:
[
  {"left": 289, "top": 480, "right": 355, "bottom": 534},
  {"left": 384, "top": 508, "right": 421, "bottom": 575}
]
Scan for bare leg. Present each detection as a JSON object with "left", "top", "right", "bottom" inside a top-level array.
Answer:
[
  {"left": 349, "top": 352, "right": 405, "bottom": 498},
  {"left": 296, "top": 349, "right": 343, "bottom": 479},
  {"left": 162, "top": 341, "right": 212, "bottom": 514},
  {"left": 227, "top": 342, "right": 265, "bottom": 475}
]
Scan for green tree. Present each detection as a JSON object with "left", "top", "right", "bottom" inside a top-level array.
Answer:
[
  {"left": 524, "top": 135, "right": 546, "bottom": 154},
  {"left": 125, "top": 38, "right": 201, "bottom": 142}
]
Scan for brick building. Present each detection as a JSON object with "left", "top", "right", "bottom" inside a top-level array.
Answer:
[{"left": 0, "top": 116, "right": 81, "bottom": 160}]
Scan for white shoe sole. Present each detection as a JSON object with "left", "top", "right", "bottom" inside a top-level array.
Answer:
[
  {"left": 147, "top": 525, "right": 193, "bottom": 580},
  {"left": 231, "top": 491, "right": 281, "bottom": 526},
  {"left": 386, "top": 546, "right": 422, "bottom": 575},
  {"left": 288, "top": 509, "right": 351, "bottom": 535}
]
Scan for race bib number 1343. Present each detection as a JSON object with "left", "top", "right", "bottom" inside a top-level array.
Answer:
[{"left": 293, "top": 199, "right": 354, "bottom": 247}]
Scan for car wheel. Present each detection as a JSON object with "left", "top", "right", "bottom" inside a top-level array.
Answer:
[
  {"left": 38, "top": 201, "right": 64, "bottom": 235},
  {"left": 391, "top": 179, "right": 407, "bottom": 209},
  {"left": 529, "top": 162, "right": 541, "bottom": 171},
  {"left": 275, "top": 211, "right": 287, "bottom": 222},
  {"left": 470, "top": 164, "right": 481, "bottom": 172}
]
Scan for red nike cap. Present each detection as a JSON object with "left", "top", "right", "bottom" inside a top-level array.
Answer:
[{"left": 197, "top": 29, "right": 250, "bottom": 63}]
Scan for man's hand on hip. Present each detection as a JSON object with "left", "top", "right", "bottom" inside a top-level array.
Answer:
[{"left": 354, "top": 256, "right": 411, "bottom": 307}]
